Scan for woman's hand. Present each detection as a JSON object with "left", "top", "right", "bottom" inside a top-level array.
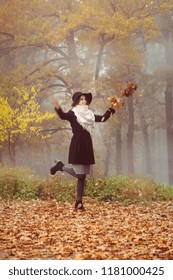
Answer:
[{"left": 51, "top": 97, "right": 60, "bottom": 109}]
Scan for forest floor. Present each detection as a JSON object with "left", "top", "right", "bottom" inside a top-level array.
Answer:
[{"left": 0, "top": 199, "right": 173, "bottom": 260}]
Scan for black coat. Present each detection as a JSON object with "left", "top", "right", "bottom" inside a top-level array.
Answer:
[{"left": 55, "top": 107, "right": 115, "bottom": 165}]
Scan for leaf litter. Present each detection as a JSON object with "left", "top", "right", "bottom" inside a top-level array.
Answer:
[{"left": 0, "top": 199, "right": 172, "bottom": 260}]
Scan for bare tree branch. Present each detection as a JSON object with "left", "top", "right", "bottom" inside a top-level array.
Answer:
[
  {"left": 39, "top": 127, "right": 70, "bottom": 135},
  {"left": 46, "top": 43, "right": 68, "bottom": 60}
]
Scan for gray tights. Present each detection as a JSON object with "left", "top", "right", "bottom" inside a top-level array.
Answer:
[{"left": 62, "top": 166, "right": 86, "bottom": 201}]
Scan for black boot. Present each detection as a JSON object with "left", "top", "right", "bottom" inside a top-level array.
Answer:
[
  {"left": 50, "top": 161, "right": 64, "bottom": 175},
  {"left": 75, "top": 200, "right": 85, "bottom": 210}
]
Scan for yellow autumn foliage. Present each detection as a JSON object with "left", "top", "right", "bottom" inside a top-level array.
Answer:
[
  {"left": 0, "top": 97, "right": 14, "bottom": 146},
  {"left": 0, "top": 87, "right": 55, "bottom": 146}
]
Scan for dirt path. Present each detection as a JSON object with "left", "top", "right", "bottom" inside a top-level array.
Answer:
[{"left": 0, "top": 200, "right": 173, "bottom": 259}]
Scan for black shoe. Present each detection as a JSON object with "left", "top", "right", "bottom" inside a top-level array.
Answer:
[
  {"left": 50, "top": 161, "right": 64, "bottom": 175},
  {"left": 75, "top": 200, "right": 85, "bottom": 210}
]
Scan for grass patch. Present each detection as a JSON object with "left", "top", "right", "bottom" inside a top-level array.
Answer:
[
  {"left": 85, "top": 176, "right": 173, "bottom": 204},
  {"left": 0, "top": 167, "right": 173, "bottom": 204},
  {"left": 0, "top": 167, "right": 40, "bottom": 200}
]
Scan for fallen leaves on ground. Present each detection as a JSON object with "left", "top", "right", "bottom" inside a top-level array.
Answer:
[{"left": 0, "top": 199, "right": 173, "bottom": 260}]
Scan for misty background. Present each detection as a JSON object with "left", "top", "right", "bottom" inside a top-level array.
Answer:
[{"left": 0, "top": 0, "right": 173, "bottom": 185}]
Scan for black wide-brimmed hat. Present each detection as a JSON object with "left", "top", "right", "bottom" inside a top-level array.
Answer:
[{"left": 71, "top": 92, "right": 92, "bottom": 106}]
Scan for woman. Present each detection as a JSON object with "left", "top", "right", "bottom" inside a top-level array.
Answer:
[{"left": 50, "top": 92, "right": 115, "bottom": 210}]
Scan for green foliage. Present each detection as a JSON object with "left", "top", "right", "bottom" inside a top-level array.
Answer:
[
  {"left": 35, "top": 177, "right": 76, "bottom": 202},
  {"left": 0, "top": 168, "right": 173, "bottom": 204},
  {"left": 85, "top": 176, "right": 173, "bottom": 205},
  {"left": 0, "top": 167, "right": 40, "bottom": 200}
]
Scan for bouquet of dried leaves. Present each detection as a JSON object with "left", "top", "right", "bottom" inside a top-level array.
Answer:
[{"left": 108, "top": 81, "right": 140, "bottom": 109}]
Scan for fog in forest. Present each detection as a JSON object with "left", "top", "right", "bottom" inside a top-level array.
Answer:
[
  {"left": 11, "top": 42, "right": 170, "bottom": 184},
  {"left": 0, "top": 1, "right": 173, "bottom": 185}
]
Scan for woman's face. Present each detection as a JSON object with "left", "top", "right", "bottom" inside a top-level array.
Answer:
[{"left": 78, "top": 95, "right": 87, "bottom": 106}]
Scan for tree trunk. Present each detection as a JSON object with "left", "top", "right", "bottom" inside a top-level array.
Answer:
[
  {"left": 95, "top": 42, "right": 105, "bottom": 81},
  {"left": 163, "top": 24, "right": 173, "bottom": 185},
  {"left": 115, "top": 125, "right": 122, "bottom": 175},
  {"left": 8, "top": 135, "right": 16, "bottom": 165},
  {"left": 165, "top": 77, "right": 173, "bottom": 185},
  {"left": 127, "top": 97, "right": 134, "bottom": 173},
  {"left": 66, "top": 30, "right": 79, "bottom": 90},
  {"left": 103, "top": 145, "right": 111, "bottom": 177},
  {"left": 0, "top": 150, "right": 3, "bottom": 166},
  {"left": 138, "top": 102, "right": 152, "bottom": 175}
]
